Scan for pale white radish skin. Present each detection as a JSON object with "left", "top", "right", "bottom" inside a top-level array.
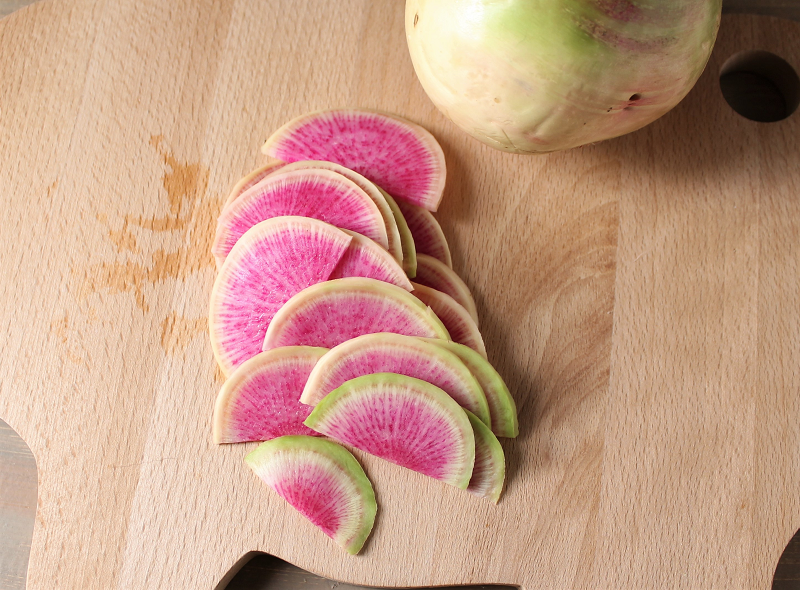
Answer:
[
  {"left": 414, "top": 254, "right": 479, "bottom": 326},
  {"left": 411, "top": 281, "right": 486, "bottom": 359},
  {"left": 395, "top": 197, "right": 452, "bottom": 268},
  {"left": 262, "top": 108, "right": 446, "bottom": 211}
]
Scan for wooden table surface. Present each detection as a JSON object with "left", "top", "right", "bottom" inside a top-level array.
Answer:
[{"left": 2, "top": 1, "right": 800, "bottom": 589}]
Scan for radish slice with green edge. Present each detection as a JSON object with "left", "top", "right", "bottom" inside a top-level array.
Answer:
[
  {"left": 300, "top": 332, "right": 490, "bottom": 427},
  {"left": 412, "top": 281, "right": 487, "bottom": 359},
  {"left": 331, "top": 230, "right": 412, "bottom": 290},
  {"left": 395, "top": 198, "right": 452, "bottom": 268},
  {"left": 213, "top": 346, "right": 328, "bottom": 444},
  {"left": 222, "top": 161, "right": 286, "bottom": 210},
  {"left": 213, "top": 168, "right": 387, "bottom": 267},
  {"left": 210, "top": 216, "right": 351, "bottom": 376},
  {"left": 266, "top": 160, "right": 404, "bottom": 267},
  {"left": 262, "top": 277, "right": 449, "bottom": 351},
  {"left": 415, "top": 254, "right": 479, "bottom": 326},
  {"left": 421, "top": 338, "right": 519, "bottom": 438},
  {"left": 262, "top": 109, "right": 446, "bottom": 211},
  {"left": 379, "top": 187, "right": 417, "bottom": 278},
  {"left": 245, "top": 435, "right": 376, "bottom": 555},
  {"left": 304, "top": 373, "right": 475, "bottom": 489},
  {"left": 465, "top": 410, "right": 506, "bottom": 504}
]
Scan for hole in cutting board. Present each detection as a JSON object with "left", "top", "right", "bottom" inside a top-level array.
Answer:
[
  {"left": 773, "top": 528, "right": 800, "bottom": 590},
  {"left": 719, "top": 50, "right": 800, "bottom": 122},
  {"left": 223, "top": 553, "right": 517, "bottom": 590}
]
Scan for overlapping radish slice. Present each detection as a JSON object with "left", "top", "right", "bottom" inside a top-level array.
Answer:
[
  {"left": 422, "top": 339, "right": 519, "bottom": 438},
  {"left": 330, "top": 230, "right": 412, "bottom": 290},
  {"left": 305, "top": 373, "right": 474, "bottom": 489},
  {"left": 213, "top": 346, "right": 328, "bottom": 444},
  {"left": 464, "top": 410, "right": 506, "bottom": 504},
  {"left": 262, "top": 109, "right": 446, "bottom": 211},
  {"left": 269, "top": 161, "right": 404, "bottom": 267},
  {"left": 263, "top": 277, "right": 449, "bottom": 351},
  {"left": 411, "top": 282, "right": 487, "bottom": 359},
  {"left": 210, "top": 217, "right": 351, "bottom": 375},
  {"left": 379, "top": 187, "right": 417, "bottom": 278},
  {"left": 395, "top": 198, "right": 452, "bottom": 268},
  {"left": 414, "top": 254, "right": 479, "bottom": 325},
  {"left": 300, "top": 333, "right": 490, "bottom": 426},
  {"left": 213, "top": 169, "right": 387, "bottom": 267},
  {"left": 222, "top": 161, "right": 286, "bottom": 210},
  {"left": 246, "top": 435, "right": 376, "bottom": 554}
]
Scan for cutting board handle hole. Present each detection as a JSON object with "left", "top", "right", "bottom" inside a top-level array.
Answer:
[{"left": 719, "top": 50, "right": 800, "bottom": 122}]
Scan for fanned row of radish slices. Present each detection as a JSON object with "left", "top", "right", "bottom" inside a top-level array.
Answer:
[{"left": 209, "top": 109, "right": 518, "bottom": 555}]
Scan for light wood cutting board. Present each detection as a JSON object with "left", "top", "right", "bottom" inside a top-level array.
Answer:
[{"left": 0, "top": 1, "right": 799, "bottom": 588}]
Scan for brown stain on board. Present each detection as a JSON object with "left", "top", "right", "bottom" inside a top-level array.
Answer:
[
  {"left": 160, "top": 312, "right": 207, "bottom": 355},
  {"left": 84, "top": 135, "right": 219, "bottom": 352}
]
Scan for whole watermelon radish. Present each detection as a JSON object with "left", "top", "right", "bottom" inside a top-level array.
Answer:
[{"left": 405, "top": 0, "right": 722, "bottom": 154}]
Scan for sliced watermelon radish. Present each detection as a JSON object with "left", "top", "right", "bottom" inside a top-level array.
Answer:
[
  {"left": 415, "top": 254, "right": 479, "bottom": 325},
  {"left": 379, "top": 187, "right": 417, "bottom": 278},
  {"left": 305, "top": 373, "right": 474, "bottom": 489},
  {"left": 465, "top": 410, "right": 506, "bottom": 504},
  {"left": 395, "top": 198, "right": 452, "bottom": 268},
  {"left": 245, "top": 435, "right": 376, "bottom": 554},
  {"left": 262, "top": 277, "right": 449, "bottom": 351},
  {"left": 300, "top": 332, "right": 490, "bottom": 426},
  {"left": 222, "top": 161, "right": 286, "bottom": 210},
  {"left": 411, "top": 282, "right": 487, "bottom": 359},
  {"left": 213, "top": 168, "right": 387, "bottom": 266},
  {"left": 262, "top": 109, "right": 446, "bottom": 211},
  {"left": 422, "top": 339, "right": 518, "bottom": 438},
  {"left": 210, "top": 217, "right": 351, "bottom": 375},
  {"left": 330, "top": 230, "right": 412, "bottom": 291},
  {"left": 270, "top": 160, "right": 404, "bottom": 267},
  {"left": 213, "top": 346, "right": 328, "bottom": 444}
]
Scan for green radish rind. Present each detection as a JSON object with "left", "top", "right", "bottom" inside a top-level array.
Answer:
[
  {"left": 222, "top": 161, "right": 286, "bottom": 210},
  {"left": 300, "top": 332, "right": 491, "bottom": 427},
  {"left": 305, "top": 373, "right": 475, "bottom": 490},
  {"left": 379, "top": 188, "right": 417, "bottom": 278},
  {"left": 464, "top": 410, "right": 506, "bottom": 504},
  {"left": 245, "top": 435, "right": 376, "bottom": 555},
  {"left": 415, "top": 254, "right": 479, "bottom": 326},
  {"left": 422, "top": 338, "right": 519, "bottom": 438},
  {"left": 268, "top": 161, "right": 404, "bottom": 267},
  {"left": 394, "top": 198, "right": 452, "bottom": 268},
  {"left": 411, "top": 281, "right": 487, "bottom": 360},
  {"left": 262, "top": 277, "right": 450, "bottom": 351}
]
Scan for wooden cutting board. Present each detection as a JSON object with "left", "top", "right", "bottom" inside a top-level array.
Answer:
[{"left": 1, "top": 1, "right": 798, "bottom": 588}]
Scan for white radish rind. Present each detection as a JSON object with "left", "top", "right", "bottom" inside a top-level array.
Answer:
[
  {"left": 465, "top": 410, "right": 506, "bottom": 504},
  {"left": 262, "top": 277, "right": 449, "bottom": 351},
  {"left": 209, "top": 216, "right": 352, "bottom": 376},
  {"left": 262, "top": 109, "right": 446, "bottom": 211},
  {"left": 213, "top": 346, "right": 328, "bottom": 444},
  {"left": 411, "top": 282, "right": 487, "bottom": 359},
  {"left": 245, "top": 435, "right": 376, "bottom": 555},
  {"left": 300, "top": 332, "right": 490, "bottom": 427},
  {"left": 395, "top": 198, "right": 452, "bottom": 268},
  {"left": 305, "top": 373, "right": 475, "bottom": 489},
  {"left": 422, "top": 339, "right": 519, "bottom": 438},
  {"left": 415, "top": 254, "right": 479, "bottom": 326}
]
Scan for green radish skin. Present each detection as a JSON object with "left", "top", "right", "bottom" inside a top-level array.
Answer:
[
  {"left": 305, "top": 373, "right": 475, "bottom": 489},
  {"left": 394, "top": 198, "right": 452, "bottom": 268},
  {"left": 414, "top": 254, "right": 479, "bottom": 326},
  {"left": 245, "top": 435, "right": 376, "bottom": 555},
  {"left": 379, "top": 187, "right": 417, "bottom": 278},
  {"left": 262, "top": 277, "right": 450, "bottom": 351},
  {"left": 464, "top": 410, "right": 506, "bottom": 504},
  {"left": 221, "top": 161, "right": 285, "bottom": 211},
  {"left": 411, "top": 281, "right": 487, "bottom": 359},
  {"left": 421, "top": 338, "right": 519, "bottom": 438},
  {"left": 300, "top": 332, "right": 491, "bottom": 427},
  {"left": 406, "top": 0, "right": 722, "bottom": 153}
]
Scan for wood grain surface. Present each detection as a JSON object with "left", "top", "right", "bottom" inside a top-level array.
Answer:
[{"left": 1, "top": 1, "right": 800, "bottom": 589}]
